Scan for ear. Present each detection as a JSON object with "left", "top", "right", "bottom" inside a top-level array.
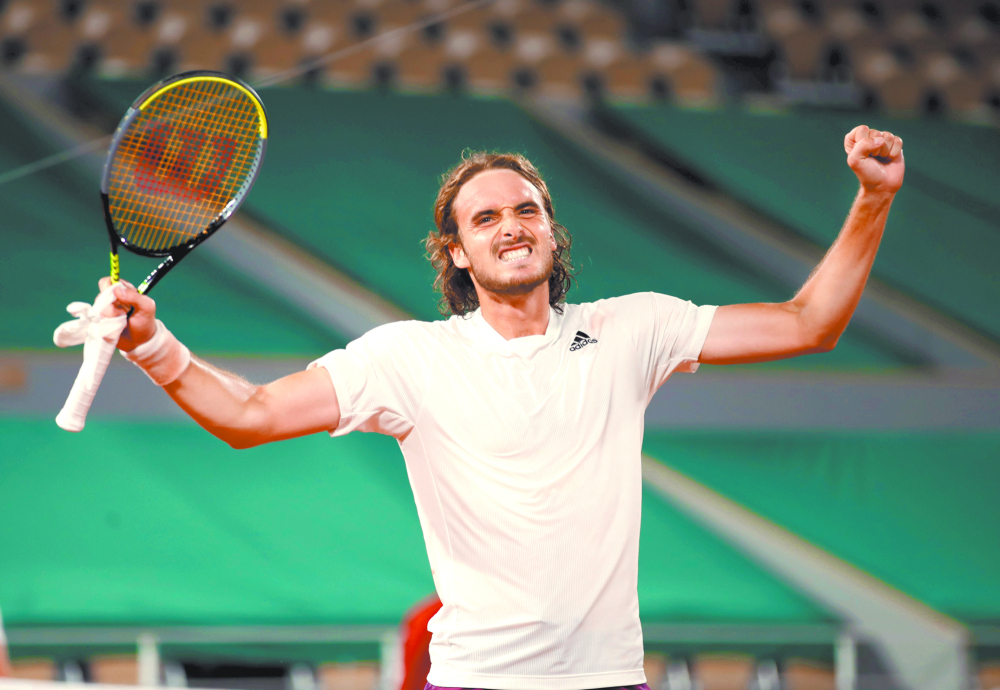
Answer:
[{"left": 449, "top": 241, "right": 470, "bottom": 269}]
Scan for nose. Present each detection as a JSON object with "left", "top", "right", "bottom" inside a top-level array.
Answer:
[{"left": 498, "top": 207, "right": 523, "bottom": 237}]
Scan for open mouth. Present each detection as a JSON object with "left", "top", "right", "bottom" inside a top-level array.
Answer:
[{"left": 499, "top": 246, "right": 531, "bottom": 262}]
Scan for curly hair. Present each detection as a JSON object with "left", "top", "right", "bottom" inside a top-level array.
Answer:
[{"left": 425, "top": 151, "right": 575, "bottom": 317}]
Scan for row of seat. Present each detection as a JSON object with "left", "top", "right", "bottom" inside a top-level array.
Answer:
[
  {"left": 755, "top": 0, "right": 1000, "bottom": 112},
  {"left": 0, "top": 0, "right": 628, "bottom": 72},
  {"left": 695, "top": 0, "right": 998, "bottom": 39},
  {"left": 9, "top": 653, "right": 1000, "bottom": 690},
  {"left": 4, "top": 655, "right": 381, "bottom": 690},
  {"left": 0, "top": 0, "right": 718, "bottom": 102}
]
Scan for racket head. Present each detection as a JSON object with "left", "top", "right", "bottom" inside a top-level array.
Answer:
[{"left": 101, "top": 70, "right": 268, "bottom": 258}]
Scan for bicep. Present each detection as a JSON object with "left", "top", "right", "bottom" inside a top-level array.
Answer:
[
  {"left": 246, "top": 366, "right": 341, "bottom": 446},
  {"left": 700, "top": 302, "right": 825, "bottom": 365}
]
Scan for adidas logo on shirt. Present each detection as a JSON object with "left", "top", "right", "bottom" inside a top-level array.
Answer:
[{"left": 569, "top": 330, "right": 598, "bottom": 352}]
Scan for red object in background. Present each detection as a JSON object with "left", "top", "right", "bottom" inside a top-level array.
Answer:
[{"left": 399, "top": 594, "right": 443, "bottom": 690}]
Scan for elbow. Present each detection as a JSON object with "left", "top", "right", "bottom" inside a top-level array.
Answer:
[
  {"left": 224, "top": 436, "right": 261, "bottom": 450},
  {"left": 806, "top": 330, "right": 840, "bottom": 353},
  {"left": 220, "top": 423, "right": 273, "bottom": 449},
  {"left": 209, "top": 408, "right": 272, "bottom": 450},
  {"left": 793, "top": 306, "right": 842, "bottom": 354}
]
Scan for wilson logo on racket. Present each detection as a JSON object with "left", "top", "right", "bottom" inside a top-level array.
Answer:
[{"left": 133, "top": 121, "right": 237, "bottom": 201}]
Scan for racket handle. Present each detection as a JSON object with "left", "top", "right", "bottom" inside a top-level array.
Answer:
[{"left": 56, "top": 329, "right": 118, "bottom": 432}]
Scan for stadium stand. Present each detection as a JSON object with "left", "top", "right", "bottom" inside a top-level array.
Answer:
[
  {"left": 2, "top": 0, "right": 1000, "bottom": 113},
  {"left": 643, "top": 430, "right": 1000, "bottom": 623},
  {"left": 0, "top": 93, "right": 346, "bottom": 354},
  {"left": 0, "top": 417, "right": 837, "bottom": 664},
  {"left": 0, "top": 0, "right": 724, "bottom": 103},
  {"left": 0, "top": 4, "right": 995, "bottom": 687},
  {"left": 604, "top": 103, "right": 1000, "bottom": 343}
]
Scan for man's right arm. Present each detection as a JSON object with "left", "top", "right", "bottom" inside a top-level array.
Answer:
[{"left": 100, "top": 278, "right": 341, "bottom": 449}]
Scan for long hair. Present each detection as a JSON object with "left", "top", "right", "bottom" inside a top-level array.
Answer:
[{"left": 426, "top": 151, "right": 575, "bottom": 317}]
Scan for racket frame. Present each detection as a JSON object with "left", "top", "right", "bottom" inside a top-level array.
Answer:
[{"left": 100, "top": 70, "right": 268, "bottom": 294}]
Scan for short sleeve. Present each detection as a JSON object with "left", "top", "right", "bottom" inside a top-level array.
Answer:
[
  {"left": 309, "top": 322, "right": 425, "bottom": 440},
  {"left": 625, "top": 292, "right": 716, "bottom": 395}
]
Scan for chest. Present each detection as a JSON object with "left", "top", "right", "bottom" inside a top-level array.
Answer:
[{"left": 418, "top": 329, "right": 638, "bottom": 459}]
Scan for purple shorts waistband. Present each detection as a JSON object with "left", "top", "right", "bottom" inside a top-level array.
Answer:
[{"left": 424, "top": 683, "right": 649, "bottom": 690}]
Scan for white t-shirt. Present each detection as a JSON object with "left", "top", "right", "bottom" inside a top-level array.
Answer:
[{"left": 312, "top": 293, "right": 716, "bottom": 690}]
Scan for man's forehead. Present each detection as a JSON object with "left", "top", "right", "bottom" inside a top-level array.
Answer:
[{"left": 455, "top": 169, "right": 543, "bottom": 218}]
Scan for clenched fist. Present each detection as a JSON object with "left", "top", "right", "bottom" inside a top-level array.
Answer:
[
  {"left": 845, "top": 125, "right": 904, "bottom": 195},
  {"left": 97, "top": 277, "right": 158, "bottom": 352}
]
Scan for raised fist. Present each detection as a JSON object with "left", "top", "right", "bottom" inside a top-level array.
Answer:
[{"left": 845, "top": 125, "right": 904, "bottom": 194}]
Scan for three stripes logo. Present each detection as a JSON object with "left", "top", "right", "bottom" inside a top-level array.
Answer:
[{"left": 569, "top": 330, "right": 598, "bottom": 352}]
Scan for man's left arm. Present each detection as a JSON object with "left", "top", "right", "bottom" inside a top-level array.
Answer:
[{"left": 700, "top": 125, "right": 904, "bottom": 365}]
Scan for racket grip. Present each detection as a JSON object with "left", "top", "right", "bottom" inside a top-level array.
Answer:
[{"left": 56, "top": 332, "right": 118, "bottom": 432}]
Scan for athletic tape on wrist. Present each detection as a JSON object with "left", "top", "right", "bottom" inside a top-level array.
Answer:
[{"left": 121, "top": 319, "right": 191, "bottom": 386}]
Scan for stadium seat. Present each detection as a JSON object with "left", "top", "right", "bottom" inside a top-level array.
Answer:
[
  {"left": 395, "top": 39, "right": 451, "bottom": 89},
  {"left": 252, "top": 24, "right": 313, "bottom": 77},
  {"left": 694, "top": 0, "right": 740, "bottom": 31},
  {"left": 761, "top": 1, "right": 833, "bottom": 80},
  {"left": 97, "top": 3, "right": 166, "bottom": 75},
  {"left": 827, "top": 1, "right": 883, "bottom": 52},
  {"left": 534, "top": 48, "right": 592, "bottom": 97},
  {"left": 326, "top": 40, "right": 386, "bottom": 86},
  {"left": 462, "top": 42, "right": 519, "bottom": 92},
  {"left": 643, "top": 654, "right": 667, "bottom": 690},
  {"left": 887, "top": 7, "right": 948, "bottom": 55},
  {"left": 693, "top": 654, "right": 754, "bottom": 690},
  {"left": 376, "top": 0, "right": 433, "bottom": 28},
  {"left": 588, "top": 41, "right": 648, "bottom": 100},
  {"left": 919, "top": 49, "right": 986, "bottom": 114},
  {"left": 318, "top": 661, "right": 379, "bottom": 690},
  {"left": 981, "top": 663, "right": 1000, "bottom": 690},
  {"left": 89, "top": 655, "right": 139, "bottom": 685},
  {"left": 648, "top": 42, "right": 718, "bottom": 102},
  {"left": 9, "top": 659, "right": 57, "bottom": 681},
  {"left": 783, "top": 659, "right": 835, "bottom": 690},
  {"left": 558, "top": 0, "right": 627, "bottom": 41},
  {"left": 854, "top": 46, "right": 926, "bottom": 111},
  {"left": 444, "top": 3, "right": 492, "bottom": 31},
  {"left": 0, "top": 1, "right": 79, "bottom": 74},
  {"left": 501, "top": 0, "right": 561, "bottom": 34}
]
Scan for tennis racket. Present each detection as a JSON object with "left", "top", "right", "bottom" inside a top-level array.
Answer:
[{"left": 56, "top": 70, "right": 268, "bottom": 431}]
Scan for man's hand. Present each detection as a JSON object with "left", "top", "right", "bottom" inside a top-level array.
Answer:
[
  {"left": 845, "top": 125, "right": 904, "bottom": 194},
  {"left": 97, "top": 277, "right": 157, "bottom": 352}
]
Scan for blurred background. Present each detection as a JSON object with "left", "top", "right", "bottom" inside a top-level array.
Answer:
[{"left": 0, "top": 0, "right": 998, "bottom": 689}]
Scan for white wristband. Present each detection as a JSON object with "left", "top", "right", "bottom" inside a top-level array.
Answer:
[{"left": 121, "top": 319, "right": 191, "bottom": 386}]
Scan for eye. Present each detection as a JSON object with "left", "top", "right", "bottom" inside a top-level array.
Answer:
[{"left": 519, "top": 208, "right": 537, "bottom": 216}]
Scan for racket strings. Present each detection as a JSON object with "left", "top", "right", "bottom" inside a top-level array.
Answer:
[{"left": 107, "top": 79, "right": 262, "bottom": 253}]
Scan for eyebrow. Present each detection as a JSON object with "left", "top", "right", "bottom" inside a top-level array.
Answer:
[{"left": 471, "top": 201, "right": 540, "bottom": 224}]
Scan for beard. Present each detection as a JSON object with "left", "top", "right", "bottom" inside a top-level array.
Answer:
[{"left": 467, "top": 242, "right": 554, "bottom": 297}]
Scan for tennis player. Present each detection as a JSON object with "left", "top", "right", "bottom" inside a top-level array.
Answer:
[{"left": 102, "top": 125, "right": 902, "bottom": 690}]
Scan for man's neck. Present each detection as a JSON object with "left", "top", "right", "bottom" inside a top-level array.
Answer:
[{"left": 477, "top": 287, "right": 551, "bottom": 340}]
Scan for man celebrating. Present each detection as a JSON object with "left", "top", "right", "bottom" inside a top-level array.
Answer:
[{"left": 102, "top": 125, "right": 902, "bottom": 690}]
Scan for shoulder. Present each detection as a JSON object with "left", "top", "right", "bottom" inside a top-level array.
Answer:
[
  {"left": 352, "top": 316, "right": 465, "bottom": 352},
  {"left": 567, "top": 292, "right": 689, "bottom": 318}
]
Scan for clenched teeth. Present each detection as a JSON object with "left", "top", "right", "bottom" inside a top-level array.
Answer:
[{"left": 500, "top": 247, "right": 530, "bottom": 262}]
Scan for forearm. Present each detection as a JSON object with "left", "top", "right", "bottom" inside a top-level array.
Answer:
[
  {"left": 104, "top": 280, "right": 341, "bottom": 446},
  {"left": 791, "top": 188, "right": 894, "bottom": 348},
  {"left": 163, "top": 356, "right": 269, "bottom": 447}
]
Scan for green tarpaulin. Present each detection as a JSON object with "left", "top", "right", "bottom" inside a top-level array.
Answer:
[
  {"left": 644, "top": 430, "right": 1000, "bottom": 624},
  {"left": 0, "top": 417, "right": 832, "bottom": 661}
]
